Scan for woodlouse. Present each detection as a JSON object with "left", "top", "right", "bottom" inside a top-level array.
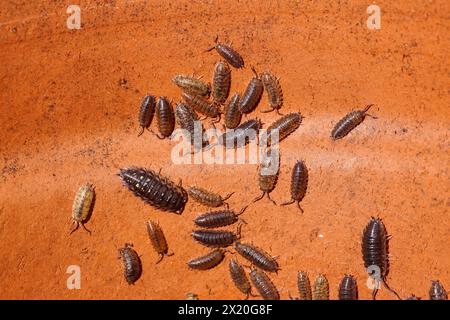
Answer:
[
  {"left": 212, "top": 61, "right": 231, "bottom": 105},
  {"left": 187, "top": 249, "right": 225, "bottom": 270},
  {"left": 331, "top": 104, "right": 376, "bottom": 140},
  {"left": 234, "top": 242, "right": 279, "bottom": 273},
  {"left": 429, "top": 280, "right": 447, "bottom": 300},
  {"left": 156, "top": 96, "right": 175, "bottom": 139},
  {"left": 249, "top": 268, "right": 280, "bottom": 300},
  {"left": 205, "top": 36, "right": 244, "bottom": 69},
  {"left": 187, "top": 186, "right": 234, "bottom": 208},
  {"left": 118, "top": 167, "right": 188, "bottom": 214},
  {"left": 138, "top": 94, "right": 156, "bottom": 137},
  {"left": 71, "top": 183, "right": 95, "bottom": 235},
  {"left": 406, "top": 295, "right": 421, "bottom": 300},
  {"left": 312, "top": 274, "right": 329, "bottom": 300},
  {"left": 173, "top": 74, "right": 211, "bottom": 97},
  {"left": 281, "top": 160, "right": 308, "bottom": 213},
  {"left": 192, "top": 225, "right": 242, "bottom": 247},
  {"left": 362, "top": 217, "right": 401, "bottom": 300},
  {"left": 146, "top": 220, "right": 173, "bottom": 264},
  {"left": 213, "top": 118, "right": 262, "bottom": 149},
  {"left": 297, "top": 271, "right": 312, "bottom": 300},
  {"left": 266, "top": 112, "right": 302, "bottom": 146},
  {"left": 229, "top": 258, "right": 254, "bottom": 299},
  {"left": 194, "top": 206, "right": 247, "bottom": 229},
  {"left": 338, "top": 274, "right": 358, "bottom": 300},
  {"left": 118, "top": 243, "right": 142, "bottom": 285},
  {"left": 174, "top": 102, "right": 209, "bottom": 151},
  {"left": 224, "top": 93, "right": 242, "bottom": 129},
  {"left": 182, "top": 92, "right": 221, "bottom": 122},
  {"left": 261, "top": 71, "right": 283, "bottom": 115},
  {"left": 253, "top": 150, "right": 279, "bottom": 205},
  {"left": 239, "top": 67, "right": 263, "bottom": 114}
]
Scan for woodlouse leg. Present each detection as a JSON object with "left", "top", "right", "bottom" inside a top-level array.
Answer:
[
  {"left": 80, "top": 223, "right": 92, "bottom": 235},
  {"left": 156, "top": 254, "right": 164, "bottom": 264},
  {"left": 252, "top": 192, "right": 265, "bottom": 203},
  {"left": 266, "top": 193, "right": 277, "bottom": 205},
  {"left": 223, "top": 192, "right": 234, "bottom": 201},
  {"left": 366, "top": 114, "right": 378, "bottom": 119},
  {"left": 199, "top": 115, "right": 208, "bottom": 121},
  {"left": 280, "top": 199, "right": 295, "bottom": 206},
  {"left": 166, "top": 252, "right": 175, "bottom": 257},
  {"left": 156, "top": 134, "right": 166, "bottom": 140},
  {"left": 362, "top": 104, "right": 375, "bottom": 113},
  {"left": 250, "top": 66, "right": 258, "bottom": 77},
  {"left": 177, "top": 178, "right": 183, "bottom": 187},
  {"left": 275, "top": 109, "right": 284, "bottom": 116},
  {"left": 236, "top": 223, "right": 243, "bottom": 239},
  {"left": 260, "top": 107, "right": 275, "bottom": 113},
  {"left": 69, "top": 221, "right": 79, "bottom": 235},
  {"left": 137, "top": 127, "right": 144, "bottom": 137},
  {"left": 372, "top": 287, "right": 379, "bottom": 300},
  {"left": 296, "top": 201, "right": 304, "bottom": 213},
  {"left": 382, "top": 278, "right": 402, "bottom": 300}
]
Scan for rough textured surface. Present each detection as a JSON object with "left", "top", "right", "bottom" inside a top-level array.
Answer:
[{"left": 0, "top": 0, "right": 448, "bottom": 299}]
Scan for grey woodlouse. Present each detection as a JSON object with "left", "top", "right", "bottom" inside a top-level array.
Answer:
[
  {"left": 281, "top": 160, "right": 308, "bottom": 213},
  {"left": 234, "top": 242, "right": 279, "bottom": 273},
  {"left": 261, "top": 71, "right": 283, "bottom": 115},
  {"left": 249, "top": 268, "right": 280, "bottom": 300},
  {"left": 224, "top": 93, "right": 242, "bottom": 129},
  {"left": 146, "top": 220, "right": 173, "bottom": 264},
  {"left": 229, "top": 258, "right": 254, "bottom": 299},
  {"left": 429, "top": 280, "right": 448, "bottom": 300},
  {"left": 187, "top": 186, "right": 234, "bottom": 208},
  {"left": 118, "top": 167, "right": 188, "bottom": 214},
  {"left": 71, "top": 183, "right": 95, "bottom": 235},
  {"left": 362, "top": 217, "right": 402, "bottom": 300},
  {"left": 239, "top": 67, "right": 263, "bottom": 114},
  {"left": 156, "top": 96, "right": 175, "bottom": 139},
  {"left": 212, "top": 61, "right": 231, "bottom": 105},
  {"left": 174, "top": 102, "right": 209, "bottom": 151},
  {"left": 173, "top": 74, "right": 211, "bottom": 97},
  {"left": 182, "top": 92, "right": 221, "bottom": 122},
  {"left": 213, "top": 118, "right": 262, "bottom": 149},
  {"left": 266, "top": 112, "right": 302, "bottom": 146},
  {"left": 205, "top": 36, "right": 244, "bottom": 69},
  {"left": 406, "top": 295, "right": 421, "bottom": 300},
  {"left": 338, "top": 274, "right": 358, "bottom": 300},
  {"left": 187, "top": 249, "right": 225, "bottom": 270},
  {"left": 253, "top": 150, "right": 279, "bottom": 205},
  {"left": 194, "top": 206, "right": 248, "bottom": 229},
  {"left": 331, "top": 104, "right": 376, "bottom": 140},
  {"left": 191, "top": 225, "right": 242, "bottom": 248},
  {"left": 118, "top": 243, "right": 142, "bottom": 285},
  {"left": 297, "top": 271, "right": 312, "bottom": 300},
  {"left": 138, "top": 94, "right": 156, "bottom": 137},
  {"left": 312, "top": 274, "right": 329, "bottom": 300}
]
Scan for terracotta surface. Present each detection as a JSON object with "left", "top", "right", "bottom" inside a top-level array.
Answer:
[{"left": 0, "top": 1, "right": 449, "bottom": 300}]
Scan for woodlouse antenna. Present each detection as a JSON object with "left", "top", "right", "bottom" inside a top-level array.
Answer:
[{"left": 363, "top": 104, "right": 375, "bottom": 113}]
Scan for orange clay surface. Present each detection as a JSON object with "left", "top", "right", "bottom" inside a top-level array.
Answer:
[{"left": 0, "top": 1, "right": 449, "bottom": 300}]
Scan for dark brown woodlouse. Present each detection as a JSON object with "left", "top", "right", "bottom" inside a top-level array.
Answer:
[
  {"left": 138, "top": 94, "right": 156, "bottom": 137},
  {"left": 253, "top": 150, "right": 279, "bottom": 205},
  {"left": 229, "top": 258, "right": 254, "bottom": 299},
  {"left": 194, "top": 206, "right": 248, "bottom": 228},
  {"left": 156, "top": 96, "right": 175, "bottom": 139},
  {"left": 234, "top": 242, "right": 279, "bottom": 273},
  {"left": 331, "top": 104, "right": 377, "bottom": 140},
  {"left": 146, "top": 220, "right": 173, "bottom": 264},
  {"left": 249, "top": 268, "right": 280, "bottom": 300},
  {"left": 174, "top": 102, "right": 209, "bottom": 151},
  {"left": 261, "top": 71, "right": 283, "bottom": 115},
  {"left": 281, "top": 160, "right": 308, "bottom": 213},
  {"left": 192, "top": 225, "right": 242, "bottom": 247},
  {"left": 172, "top": 74, "right": 211, "bottom": 97},
  {"left": 187, "top": 186, "right": 234, "bottom": 208},
  {"left": 266, "top": 112, "right": 302, "bottom": 146},
  {"left": 362, "top": 217, "right": 402, "bottom": 300},
  {"left": 429, "top": 280, "right": 448, "bottom": 300},
  {"left": 71, "top": 183, "right": 95, "bottom": 235},
  {"left": 118, "top": 167, "right": 188, "bottom": 214},
  {"left": 297, "top": 271, "right": 312, "bottom": 300},
  {"left": 118, "top": 243, "right": 142, "bottom": 285},
  {"left": 205, "top": 36, "right": 244, "bottom": 69},
  {"left": 182, "top": 92, "right": 221, "bottom": 122},
  {"left": 239, "top": 67, "right": 263, "bottom": 114},
  {"left": 224, "top": 93, "right": 242, "bottom": 129},
  {"left": 187, "top": 249, "right": 225, "bottom": 270},
  {"left": 338, "top": 274, "right": 358, "bottom": 300},
  {"left": 213, "top": 118, "right": 262, "bottom": 149},
  {"left": 312, "top": 274, "right": 329, "bottom": 300},
  {"left": 212, "top": 61, "right": 231, "bottom": 105}
]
